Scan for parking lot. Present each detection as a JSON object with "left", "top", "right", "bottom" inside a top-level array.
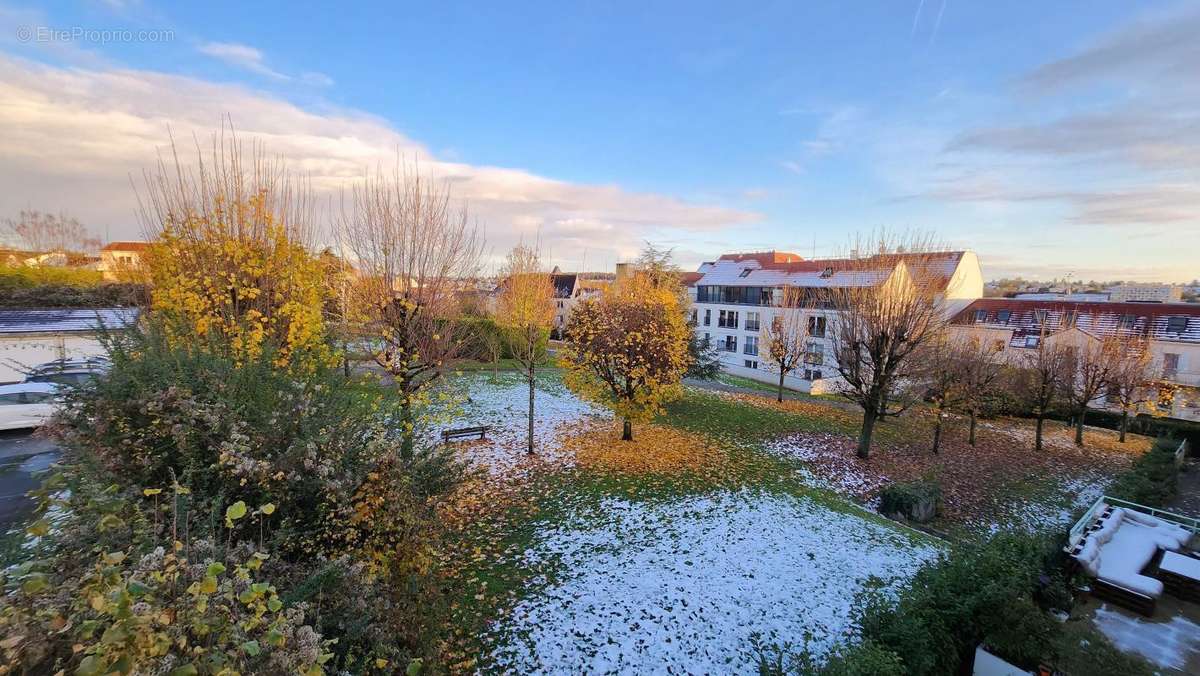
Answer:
[{"left": 0, "top": 429, "right": 59, "bottom": 530}]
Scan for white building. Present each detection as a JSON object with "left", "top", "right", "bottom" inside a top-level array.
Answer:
[
  {"left": 1108, "top": 283, "right": 1182, "bottom": 303},
  {"left": 689, "top": 250, "right": 983, "bottom": 392},
  {"left": 0, "top": 308, "right": 139, "bottom": 383}
]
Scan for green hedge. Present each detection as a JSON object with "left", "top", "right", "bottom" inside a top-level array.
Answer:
[{"left": 1106, "top": 436, "right": 1182, "bottom": 508}]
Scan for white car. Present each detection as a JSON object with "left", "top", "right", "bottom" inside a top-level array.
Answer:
[{"left": 0, "top": 382, "right": 60, "bottom": 431}]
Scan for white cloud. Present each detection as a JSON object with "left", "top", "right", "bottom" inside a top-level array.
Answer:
[
  {"left": 196, "top": 41, "right": 331, "bottom": 86},
  {"left": 0, "top": 55, "right": 757, "bottom": 269}
]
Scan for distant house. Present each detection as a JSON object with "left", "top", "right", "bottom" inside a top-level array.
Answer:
[
  {"left": 951, "top": 298, "right": 1200, "bottom": 421},
  {"left": 0, "top": 308, "right": 139, "bottom": 383},
  {"left": 99, "top": 241, "right": 152, "bottom": 281},
  {"left": 549, "top": 270, "right": 615, "bottom": 337}
]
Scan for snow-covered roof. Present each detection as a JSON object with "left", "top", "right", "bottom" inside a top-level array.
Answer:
[
  {"left": 0, "top": 308, "right": 140, "bottom": 335},
  {"left": 953, "top": 299, "right": 1200, "bottom": 344},
  {"left": 693, "top": 251, "right": 966, "bottom": 290}
]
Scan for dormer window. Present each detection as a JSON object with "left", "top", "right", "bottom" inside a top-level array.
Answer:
[
  {"left": 739, "top": 268, "right": 752, "bottom": 278},
  {"left": 820, "top": 266, "right": 833, "bottom": 278}
]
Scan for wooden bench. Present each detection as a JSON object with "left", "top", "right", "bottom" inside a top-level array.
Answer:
[{"left": 441, "top": 426, "right": 489, "bottom": 442}]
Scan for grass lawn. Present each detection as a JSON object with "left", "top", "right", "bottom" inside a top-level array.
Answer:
[
  {"left": 428, "top": 372, "right": 941, "bottom": 672},
  {"left": 423, "top": 371, "right": 1149, "bottom": 672}
]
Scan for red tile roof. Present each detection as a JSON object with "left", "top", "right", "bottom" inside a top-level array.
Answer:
[
  {"left": 101, "top": 241, "right": 152, "bottom": 252},
  {"left": 717, "top": 251, "right": 805, "bottom": 265}
]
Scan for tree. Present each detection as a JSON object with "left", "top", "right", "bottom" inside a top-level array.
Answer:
[
  {"left": 1104, "top": 335, "right": 1153, "bottom": 443},
  {"left": 1060, "top": 335, "right": 1123, "bottom": 446},
  {"left": 760, "top": 288, "right": 810, "bottom": 402},
  {"left": 685, "top": 322, "right": 721, "bottom": 380},
  {"left": 137, "top": 132, "right": 332, "bottom": 371},
  {"left": 338, "top": 161, "right": 483, "bottom": 458},
  {"left": 3, "top": 209, "right": 101, "bottom": 253},
  {"left": 829, "top": 235, "right": 950, "bottom": 459},
  {"left": 496, "top": 245, "right": 555, "bottom": 454},
  {"left": 1013, "top": 333, "right": 1072, "bottom": 452},
  {"left": 924, "top": 333, "right": 969, "bottom": 455},
  {"left": 955, "top": 335, "right": 1005, "bottom": 446},
  {"left": 561, "top": 272, "right": 691, "bottom": 441}
]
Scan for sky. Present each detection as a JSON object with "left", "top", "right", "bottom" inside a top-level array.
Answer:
[{"left": 0, "top": 1, "right": 1198, "bottom": 282}]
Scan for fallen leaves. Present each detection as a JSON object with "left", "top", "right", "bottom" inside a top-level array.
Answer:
[{"left": 561, "top": 421, "right": 729, "bottom": 479}]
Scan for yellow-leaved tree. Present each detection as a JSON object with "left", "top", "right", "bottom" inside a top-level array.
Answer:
[
  {"left": 138, "top": 132, "right": 333, "bottom": 371},
  {"left": 496, "top": 245, "right": 555, "bottom": 454},
  {"left": 561, "top": 271, "right": 692, "bottom": 441}
]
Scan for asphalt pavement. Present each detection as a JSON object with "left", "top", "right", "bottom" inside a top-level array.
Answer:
[{"left": 0, "top": 429, "right": 59, "bottom": 530}]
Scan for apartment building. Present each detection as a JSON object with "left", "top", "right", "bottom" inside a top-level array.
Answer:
[
  {"left": 689, "top": 250, "right": 983, "bottom": 392},
  {"left": 1107, "top": 283, "right": 1182, "bottom": 303},
  {"left": 950, "top": 298, "right": 1200, "bottom": 421}
]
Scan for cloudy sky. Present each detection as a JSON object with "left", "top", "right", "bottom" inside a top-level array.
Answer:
[{"left": 1, "top": 1, "right": 1197, "bottom": 281}]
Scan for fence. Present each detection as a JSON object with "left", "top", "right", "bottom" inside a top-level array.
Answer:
[{"left": 1067, "top": 494, "right": 1200, "bottom": 549}]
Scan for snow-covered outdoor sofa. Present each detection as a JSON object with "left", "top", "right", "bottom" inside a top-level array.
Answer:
[{"left": 1067, "top": 498, "right": 1196, "bottom": 616}]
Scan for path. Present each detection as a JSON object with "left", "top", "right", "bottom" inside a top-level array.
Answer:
[
  {"left": 1167, "top": 460, "right": 1200, "bottom": 519},
  {"left": 682, "top": 377, "right": 861, "bottom": 413}
]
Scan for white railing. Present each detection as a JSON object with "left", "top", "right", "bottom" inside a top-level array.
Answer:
[{"left": 1067, "top": 494, "right": 1200, "bottom": 550}]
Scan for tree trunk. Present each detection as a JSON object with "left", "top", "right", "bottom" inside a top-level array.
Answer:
[
  {"left": 400, "top": 393, "right": 415, "bottom": 460},
  {"left": 1074, "top": 409, "right": 1085, "bottom": 446},
  {"left": 968, "top": 408, "right": 977, "bottom": 446},
  {"left": 777, "top": 371, "right": 785, "bottom": 403},
  {"left": 1119, "top": 410, "right": 1128, "bottom": 443},
  {"left": 932, "top": 412, "right": 942, "bottom": 455},
  {"left": 857, "top": 408, "right": 877, "bottom": 459},
  {"left": 1035, "top": 413, "right": 1045, "bottom": 452},
  {"left": 622, "top": 418, "right": 633, "bottom": 441},
  {"left": 527, "top": 363, "right": 536, "bottom": 454}
]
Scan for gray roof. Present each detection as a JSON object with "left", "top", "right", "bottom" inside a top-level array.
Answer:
[{"left": 0, "top": 308, "right": 140, "bottom": 335}]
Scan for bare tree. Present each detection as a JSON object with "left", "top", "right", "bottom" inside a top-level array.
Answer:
[
  {"left": 1060, "top": 335, "right": 1123, "bottom": 446},
  {"left": 923, "top": 332, "right": 968, "bottom": 455},
  {"left": 955, "top": 335, "right": 1005, "bottom": 446},
  {"left": 829, "top": 233, "right": 951, "bottom": 459},
  {"left": 1013, "top": 332, "right": 1072, "bottom": 452},
  {"left": 4, "top": 210, "right": 101, "bottom": 253},
  {"left": 496, "top": 245, "right": 555, "bottom": 455},
  {"left": 338, "top": 161, "right": 483, "bottom": 458},
  {"left": 1106, "top": 335, "right": 1153, "bottom": 443},
  {"left": 760, "top": 288, "right": 810, "bottom": 402}
]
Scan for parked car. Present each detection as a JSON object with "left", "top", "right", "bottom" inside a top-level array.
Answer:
[
  {"left": 0, "top": 382, "right": 60, "bottom": 431},
  {"left": 22, "top": 358, "right": 110, "bottom": 387}
]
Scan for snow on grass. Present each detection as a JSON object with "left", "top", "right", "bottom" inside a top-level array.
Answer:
[
  {"left": 762, "top": 433, "right": 886, "bottom": 498},
  {"left": 989, "top": 473, "right": 1110, "bottom": 534},
  {"left": 445, "top": 372, "right": 608, "bottom": 478},
  {"left": 1093, "top": 604, "right": 1200, "bottom": 672},
  {"left": 488, "top": 490, "right": 941, "bottom": 673}
]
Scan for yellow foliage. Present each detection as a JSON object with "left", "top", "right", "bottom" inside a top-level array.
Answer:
[
  {"left": 559, "top": 271, "right": 692, "bottom": 430},
  {"left": 562, "top": 421, "right": 728, "bottom": 476},
  {"left": 144, "top": 191, "right": 333, "bottom": 371}
]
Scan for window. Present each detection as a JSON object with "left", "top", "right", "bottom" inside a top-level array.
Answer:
[
  {"left": 804, "top": 341, "right": 824, "bottom": 365},
  {"left": 718, "top": 310, "right": 739, "bottom": 328},
  {"left": 745, "top": 312, "right": 761, "bottom": 332},
  {"left": 1024, "top": 336, "right": 1039, "bottom": 348},
  {"left": 744, "top": 359, "right": 758, "bottom": 369},
  {"left": 997, "top": 310, "right": 1011, "bottom": 323},
  {"left": 1163, "top": 353, "right": 1180, "bottom": 379},
  {"left": 1120, "top": 314, "right": 1136, "bottom": 329},
  {"left": 1063, "top": 310, "right": 1077, "bottom": 327},
  {"left": 820, "top": 266, "right": 833, "bottom": 278},
  {"left": 974, "top": 309, "right": 987, "bottom": 323},
  {"left": 0, "top": 393, "right": 22, "bottom": 405},
  {"left": 556, "top": 300, "right": 564, "bottom": 309},
  {"left": 807, "top": 316, "right": 827, "bottom": 338},
  {"left": 1166, "top": 316, "right": 1189, "bottom": 334},
  {"left": 744, "top": 336, "right": 759, "bottom": 356},
  {"left": 1034, "top": 309, "right": 1048, "bottom": 324},
  {"left": 704, "top": 309, "right": 711, "bottom": 326},
  {"left": 690, "top": 309, "right": 698, "bottom": 324},
  {"left": 723, "top": 335, "right": 737, "bottom": 352},
  {"left": 739, "top": 268, "right": 753, "bottom": 278},
  {"left": 804, "top": 368, "right": 822, "bottom": 380}
]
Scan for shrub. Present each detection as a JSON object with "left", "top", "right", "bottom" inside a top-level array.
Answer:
[
  {"left": 0, "top": 281, "right": 147, "bottom": 307},
  {"left": 877, "top": 479, "right": 941, "bottom": 523},
  {"left": 0, "top": 263, "right": 103, "bottom": 289},
  {"left": 1107, "top": 436, "right": 1181, "bottom": 507}
]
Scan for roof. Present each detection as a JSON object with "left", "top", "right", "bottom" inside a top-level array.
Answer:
[
  {"left": 101, "top": 241, "right": 152, "bottom": 253},
  {"left": 952, "top": 298, "right": 1200, "bottom": 343},
  {"left": 0, "top": 382, "right": 59, "bottom": 395},
  {"left": 550, "top": 273, "right": 577, "bottom": 299},
  {"left": 680, "top": 271, "right": 703, "bottom": 287},
  {"left": 0, "top": 308, "right": 140, "bottom": 335},
  {"left": 695, "top": 251, "right": 967, "bottom": 290}
]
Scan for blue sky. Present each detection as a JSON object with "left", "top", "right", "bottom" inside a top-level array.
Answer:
[{"left": 1, "top": 1, "right": 1197, "bottom": 281}]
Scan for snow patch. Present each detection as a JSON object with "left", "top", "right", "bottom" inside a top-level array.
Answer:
[
  {"left": 1092, "top": 604, "right": 1200, "bottom": 671},
  {"left": 762, "top": 434, "right": 887, "bottom": 498},
  {"left": 489, "top": 490, "right": 940, "bottom": 673}
]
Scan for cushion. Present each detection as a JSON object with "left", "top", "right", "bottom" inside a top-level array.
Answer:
[
  {"left": 1095, "top": 520, "right": 1166, "bottom": 599},
  {"left": 1121, "top": 510, "right": 1192, "bottom": 548}
]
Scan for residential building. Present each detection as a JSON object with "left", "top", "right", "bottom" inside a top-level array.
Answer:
[
  {"left": 99, "top": 241, "right": 152, "bottom": 281},
  {"left": 1108, "top": 283, "right": 1182, "bottom": 304},
  {"left": 544, "top": 269, "right": 614, "bottom": 337},
  {"left": 0, "top": 308, "right": 139, "bottom": 383},
  {"left": 950, "top": 298, "right": 1200, "bottom": 421},
  {"left": 690, "top": 250, "right": 983, "bottom": 392}
]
